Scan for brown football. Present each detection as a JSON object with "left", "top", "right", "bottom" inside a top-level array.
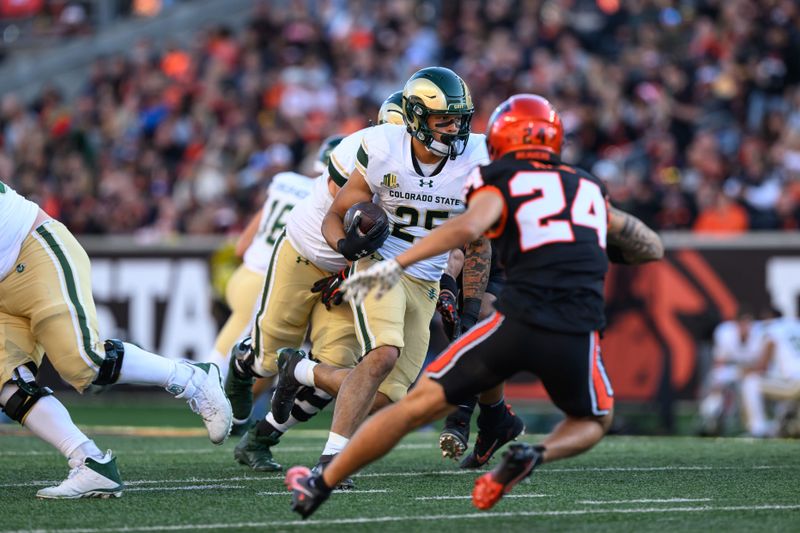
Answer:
[{"left": 344, "top": 201, "right": 388, "bottom": 236}]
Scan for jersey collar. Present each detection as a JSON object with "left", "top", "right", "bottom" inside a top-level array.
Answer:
[{"left": 410, "top": 137, "right": 449, "bottom": 177}]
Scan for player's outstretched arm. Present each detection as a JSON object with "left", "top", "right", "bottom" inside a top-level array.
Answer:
[
  {"left": 607, "top": 207, "right": 664, "bottom": 264},
  {"left": 396, "top": 190, "right": 503, "bottom": 269},
  {"left": 322, "top": 168, "right": 374, "bottom": 252},
  {"left": 461, "top": 235, "right": 491, "bottom": 328}
]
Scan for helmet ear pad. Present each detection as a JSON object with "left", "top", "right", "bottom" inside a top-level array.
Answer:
[{"left": 403, "top": 95, "right": 433, "bottom": 145}]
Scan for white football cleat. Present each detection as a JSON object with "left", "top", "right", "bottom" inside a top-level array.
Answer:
[
  {"left": 37, "top": 451, "right": 123, "bottom": 499},
  {"left": 180, "top": 362, "right": 233, "bottom": 444}
]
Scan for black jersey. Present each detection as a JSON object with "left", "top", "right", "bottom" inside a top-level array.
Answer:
[{"left": 464, "top": 151, "right": 609, "bottom": 333}]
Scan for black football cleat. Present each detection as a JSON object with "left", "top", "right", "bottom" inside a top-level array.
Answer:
[
  {"left": 225, "top": 337, "right": 256, "bottom": 424},
  {"left": 271, "top": 348, "right": 307, "bottom": 424},
  {"left": 311, "top": 454, "right": 354, "bottom": 490},
  {"left": 285, "top": 466, "right": 331, "bottom": 519},
  {"left": 460, "top": 405, "right": 524, "bottom": 469},
  {"left": 439, "top": 410, "right": 471, "bottom": 460},
  {"left": 472, "top": 443, "right": 542, "bottom": 510}
]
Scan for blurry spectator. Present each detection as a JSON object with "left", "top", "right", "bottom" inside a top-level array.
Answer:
[{"left": 693, "top": 186, "right": 749, "bottom": 234}]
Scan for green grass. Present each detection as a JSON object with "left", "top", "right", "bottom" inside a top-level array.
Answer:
[{"left": 1, "top": 419, "right": 799, "bottom": 532}]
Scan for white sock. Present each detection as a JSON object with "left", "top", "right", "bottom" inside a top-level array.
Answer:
[
  {"left": 69, "top": 440, "right": 105, "bottom": 464},
  {"left": 208, "top": 349, "right": 229, "bottom": 381},
  {"left": 0, "top": 383, "right": 99, "bottom": 460},
  {"left": 265, "top": 411, "right": 295, "bottom": 433},
  {"left": 741, "top": 374, "right": 770, "bottom": 436},
  {"left": 321, "top": 431, "right": 349, "bottom": 456},
  {"left": 294, "top": 359, "right": 317, "bottom": 387},
  {"left": 117, "top": 342, "right": 178, "bottom": 388}
]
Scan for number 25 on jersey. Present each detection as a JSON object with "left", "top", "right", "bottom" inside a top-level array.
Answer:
[{"left": 510, "top": 171, "right": 606, "bottom": 251}]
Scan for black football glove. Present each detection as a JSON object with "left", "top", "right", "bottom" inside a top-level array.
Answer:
[
  {"left": 460, "top": 297, "right": 482, "bottom": 334},
  {"left": 311, "top": 268, "right": 349, "bottom": 310},
  {"left": 336, "top": 212, "right": 390, "bottom": 262},
  {"left": 437, "top": 273, "right": 461, "bottom": 341}
]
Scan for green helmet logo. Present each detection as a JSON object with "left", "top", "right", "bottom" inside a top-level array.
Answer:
[{"left": 402, "top": 66, "right": 474, "bottom": 159}]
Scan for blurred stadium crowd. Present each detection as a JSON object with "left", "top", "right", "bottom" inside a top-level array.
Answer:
[{"left": 2, "top": 0, "right": 800, "bottom": 236}]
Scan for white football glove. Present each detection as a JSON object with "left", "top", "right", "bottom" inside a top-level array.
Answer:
[{"left": 341, "top": 259, "right": 403, "bottom": 305}]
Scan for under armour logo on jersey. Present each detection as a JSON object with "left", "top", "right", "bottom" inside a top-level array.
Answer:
[
  {"left": 419, "top": 179, "right": 434, "bottom": 188},
  {"left": 427, "top": 287, "right": 437, "bottom": 300},
  {"left": 296, "top": 256, "right": 310, "bottom": 265}
]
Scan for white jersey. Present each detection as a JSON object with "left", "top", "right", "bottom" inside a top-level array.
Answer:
[
  {"left": 286, "top": 128, "right": 368, "bottom": 273},
  {"left": 243, "top": 172, "right": 314, "bottom": 273},
  {"left": 356, "top": 123, "right": 489, "bottom": 281},
  {"left": 764, "top": 318, "right": 800, "bottom": 379},
  {"left": 712, "top": 320, "right": 765, "bottom": 366},
  {"left": 0, "top": 181, "right": 40, "bottom": 280}
]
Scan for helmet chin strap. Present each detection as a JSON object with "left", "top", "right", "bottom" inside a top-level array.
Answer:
[{"left": 427, "top": 139, "right": 451, "bottom": 158}]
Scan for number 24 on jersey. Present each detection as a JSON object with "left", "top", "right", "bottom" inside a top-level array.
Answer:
[{"left": 510, "top": 171, "right": 607, "bottom": 251}]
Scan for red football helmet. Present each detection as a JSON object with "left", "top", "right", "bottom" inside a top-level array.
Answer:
[{"left": 486, "top": 94, "right": 564, "bottom": 160}]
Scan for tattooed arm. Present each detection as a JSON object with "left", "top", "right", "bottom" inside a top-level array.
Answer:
[
  {"left": 607, "top": 207, "right": 664, "bottom": 264},
  {"left": 461, "top": 235, "right": 492, "bottom": 330}
]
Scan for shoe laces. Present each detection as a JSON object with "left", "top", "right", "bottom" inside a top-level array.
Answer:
[{"left": 188, "top": 394, "right": 220, "bottom": 423}]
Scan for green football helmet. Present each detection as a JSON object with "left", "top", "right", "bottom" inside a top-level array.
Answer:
[
  {"left": 377, "top": 91, "right": 405, "bottom": 125},
  {"left": 315, "top": 134, "right": 345, "bottom": 173},
  {"left": 402, "top": 66, "right": 474, "bottom": 159}
]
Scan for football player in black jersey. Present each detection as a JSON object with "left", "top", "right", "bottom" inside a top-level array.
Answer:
[{"left": 285, "top": 94, "right": 663, "bottom": 518}]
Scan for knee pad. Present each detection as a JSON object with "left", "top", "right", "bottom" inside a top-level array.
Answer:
[
  {"left": 1, "top": 366, "right": 54, "bottom": 424},
  {"left": 92, "top": 339, "right": 125, "bottom": 386}
]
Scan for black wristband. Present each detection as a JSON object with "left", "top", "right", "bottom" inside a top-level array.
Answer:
[
  {"left": 461, "top": 297, "right": 482, "bottom": 325},
  {"left": 336, "top": 239, "right": 347, "bottom": 256},
  {"left": 439, "top": 273, "right": 458, "bottom": 295}
]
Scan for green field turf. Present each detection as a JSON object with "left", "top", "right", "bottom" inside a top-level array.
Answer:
[{"left": 2, "top": 419, "right": 798, "bottom": 533}]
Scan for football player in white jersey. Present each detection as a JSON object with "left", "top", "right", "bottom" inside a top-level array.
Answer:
[
  {"left": 209, "top": 137, "right": 342, "bottom": 435},
  {"left": 273, "top": 67, "right": 493, "bottom": 480},
  {"left": 698, "top": 309, "right": 764, "bottom": 435},
  {"left": 225, "top": 92, "right": 405, "bottom": 472},
  {"left": 0, "top": 181, "right": 232, "bottom": 499},
  {"left": 741, "top": 315, "right": 800, "bottom": 437}
]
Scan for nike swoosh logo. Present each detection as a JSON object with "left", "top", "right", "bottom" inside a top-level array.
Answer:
[{"left": 476, "top": 440, "right": 499, "bottom": 464}]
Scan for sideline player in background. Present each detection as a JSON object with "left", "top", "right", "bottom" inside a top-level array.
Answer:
[
  {"left": 273, "top": 67, "right": 492, "bottom": 483},
  {"left": 225, "top": 92, "right": 403, "bottom": 472},
  {"left": 0, "top": 181, "right": 232, "bottom": 499},
  {"left": 741, "top": 314, "right": 800, "bottom": 437},
  {"left": 698, "top": 308, "right": 764, "bottom": 436},
  {"left": 285, "top": 94, "right": 663, "bottom": 518},
  {"left": 210, "top": 136, "right": 343, "bottom": 434}
]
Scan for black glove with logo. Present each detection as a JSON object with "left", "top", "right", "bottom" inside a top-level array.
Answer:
[
  {"left": 336, "top": 213, "right": 391, "bottom": 261},
  {"left": 437, "top": 273, "right": 461, "bottom": 341},
  {"left": 311, "top": 268, "right": 350, "bottom": 310}
]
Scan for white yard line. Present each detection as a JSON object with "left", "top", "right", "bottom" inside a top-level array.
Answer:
[
  {"left": 416, "top": 494, "right": 549, "bottom": 500},
  {"left": 126, "top": 485, "right": 245, "bottom": 492},
  {"left": 0, "top": 443, "right": 436, "bottom": 457},
  {"left": 257, "top": 489, "right": 388, "bottom": 496},
  {"left": 4, "top": 504, "right": 799, "bottom": 533},
  {"left": 578, "top": 498, "right": 713, "bottom": 504},
  {"left": 0, "top": 465, "right": 787, "bottom": 489}
]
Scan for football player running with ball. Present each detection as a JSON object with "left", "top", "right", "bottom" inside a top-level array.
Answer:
[
  {"left": 272, "top": 66, "right": 493, "bottom": 485},
  {"left": 224, "top": 92, "right": 403, "bottom": 473},
  {"left": 0, "top": 181, "right": 232, "bottom": 499},
  {"left": 285, "top": 94, "right": 663, "bottom": 518}
]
